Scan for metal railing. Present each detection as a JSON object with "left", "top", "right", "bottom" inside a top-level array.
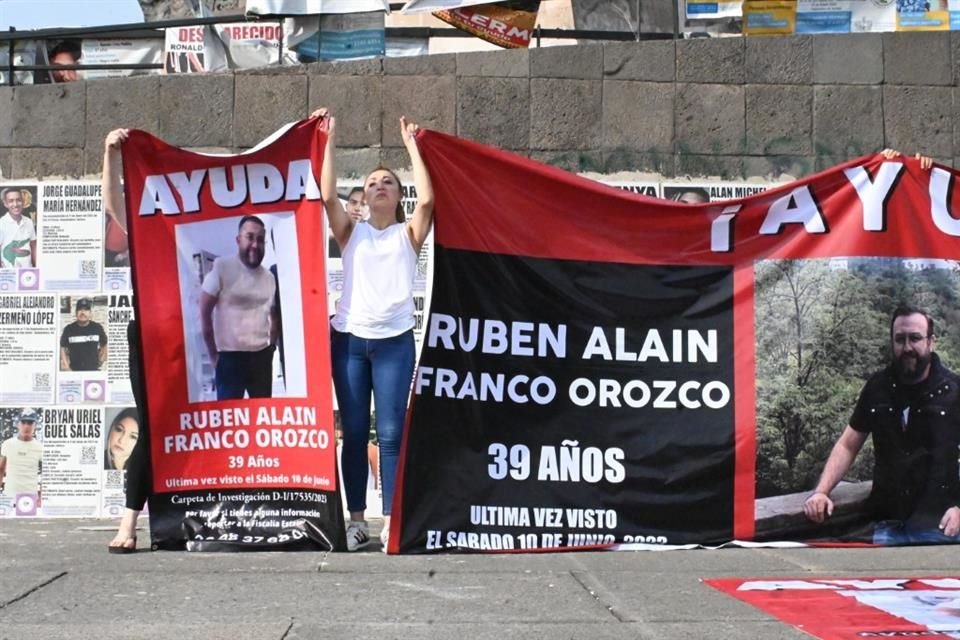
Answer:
[{"left": 1, "top": 9, "right": 675, "bottom": 85}]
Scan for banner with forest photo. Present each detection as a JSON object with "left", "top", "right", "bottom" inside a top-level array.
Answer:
[{"left": 388, "top": 130, "right": 960, "bottom": 553}]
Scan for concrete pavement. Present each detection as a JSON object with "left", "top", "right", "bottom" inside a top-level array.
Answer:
[{"left": 2, "top": 517, "right": 958, "bottom": 639}]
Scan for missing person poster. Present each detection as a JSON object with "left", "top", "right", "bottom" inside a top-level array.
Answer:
[
  {"left": 36, "top": 181, "right": 103, "bottom": 291},
  {"left": 36, "top": 406, "right": 103, "bottom": 517},
  {"left": 164, "top": 25, "right": 227, "bottom": 74},
  {"left": 106, "top": 294, "right": 135, "bottom": 403},
  {"left": 121, "top": 118, "right": 345, "bottom": 551},
  {"left": 0, "top": 406, "right": 44, "bottom": 517},
  {"left": 0, "top": 294, "right": 57, "bottom": 404},
  {"left": 101, "top": 405, "right": 140, "bottom": 517},
  {"left": 0, "top": 183, "right": 40, "bottom": 292},
  {"left": 661, "top": 181, "right": 774, "bottom": 204},
  {"left": 56, "top": 295, "right": 109, "bottom": 404},
  {"left": 390, "top": 130, "right": 960, "bottom": 553}
]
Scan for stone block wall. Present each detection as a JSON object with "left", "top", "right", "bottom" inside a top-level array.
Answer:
[{"left": 1, "top": 32, "right": 958, "bottom": 181}]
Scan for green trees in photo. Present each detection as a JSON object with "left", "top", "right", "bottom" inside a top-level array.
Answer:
[{"left": 754, "top": 258, "right": 960, "bottom": 497}]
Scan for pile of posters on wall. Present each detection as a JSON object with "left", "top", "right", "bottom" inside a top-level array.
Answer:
[
  {"left": 0, "top": 180, "right": 139, "bottom": 518},
  {"left": 745, "top": 0, "right": 957, "bottom": 34}
]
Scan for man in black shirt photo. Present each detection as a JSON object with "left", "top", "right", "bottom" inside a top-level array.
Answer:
[
  {"left": 60, "top": 298, "right": 108, "bottom": 371},
  {"left": 803, "top": 305, "right": 960, "bottom": 544}
]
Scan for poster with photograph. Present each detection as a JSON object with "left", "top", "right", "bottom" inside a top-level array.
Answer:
[
  {"left": 0, "top": 183, "right": 40, "bottom": 292},
  {"left": 896, "top": 0, "right": 949, "bottom": 30},
  {"left": 753, "top": 257, "right": 960, "bottom": 544},
  {"left": 0, "top": 406, "right": 44, "bottom": 517},
  {"left": 36, "top": 406, "right": 103, "bottom": 517},
  {"left": 121, "top": 118, "right": 345, "bottom": 551},
  {"left": 56, "top": 295, "right": 109, "bottom": 404},
  {"left": 101, "top": 405, "right": 140, "bottom": 517},
  {"left": 662, "top": 181, "right": 774, "bottom": 203},
  {"left": 37, "top": 181, "right": 103, "bottom": 291},
  {"left": 106, "top": 294, "right": 135, "bottom": 403},
  {"left": 175, "top": 213, "right": 305, "bottom": 403},
  {"left": 0, "top": 294, "right": 57, "bottom": 404},
  {"left": 390, "top": 130, "right": 960, "bottom": 553},
  {"left": 163, "top": 25, "right": 228, "bottom": 73}
]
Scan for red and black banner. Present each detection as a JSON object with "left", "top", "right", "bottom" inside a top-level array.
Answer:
[
  {"left": 123, "top": 118, "right": 345, "bottom": 550},
  {"left": 708, "top": 577, "right": 960, "bottom": 639},
  {"left": 391, "top": 129, "right": 960, "bottom": 553}
]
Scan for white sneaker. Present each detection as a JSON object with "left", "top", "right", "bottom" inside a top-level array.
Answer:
[
  {"left": 380, "top": 526, "right": 389, "bottom": 553},
  {"left": 345, "top": 521, "right": 370, "bottom": 551}
]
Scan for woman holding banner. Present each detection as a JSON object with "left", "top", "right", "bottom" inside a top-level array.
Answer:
[
  {"left": 880, "top": 149, "right": 933, "bottom": 169},
  {"left": 98, "top": 127, "right": 152, "bottom": 553},
  {"left": 316, "top": 108, "right": 434, "bottom": 552}
]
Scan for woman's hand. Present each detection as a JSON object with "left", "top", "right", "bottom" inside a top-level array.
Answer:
[
  {"left": 400, "top": 116, "right": 420, "bottom": 148},
  {"left": 880, "top": 148, "right": 932, "bottom": 170},
  {"left": 312, "top": 107, "right": 335, "bottom": 133},
  {"left": 401, "top": 115, "right": 433, "bottom": 253},
  {"left": 105, "top": 128, "right": 129, "bottom": 152}
]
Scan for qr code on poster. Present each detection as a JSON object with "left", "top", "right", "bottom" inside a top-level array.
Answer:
[
  {"left": 79, "top": 260, "right": 98, "bottom": 278},
  {"left": 104, "top": 470, "right": 123, "bottom": 489},
  {"left": 80, "top": 445, "right": 97, "bottom": 465},
  {"left": 33, "top": 373, "right": 51, "bottom": 391}
]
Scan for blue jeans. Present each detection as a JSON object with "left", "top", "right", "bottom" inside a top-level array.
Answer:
[
  {"left": 873, "top": 520, "right": 960, "bottom": 545},
  {"left": 331, "top": 329, "right": 415, "bottom": 516}
]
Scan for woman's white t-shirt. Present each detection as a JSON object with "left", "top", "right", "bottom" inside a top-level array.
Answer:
[{"left": 331, "top": 221, "right": 417, "bottom": 339}]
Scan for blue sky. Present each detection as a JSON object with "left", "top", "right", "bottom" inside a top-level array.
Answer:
[{"left": 1, "top": 0, "right": 145, "bottom": 29}]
